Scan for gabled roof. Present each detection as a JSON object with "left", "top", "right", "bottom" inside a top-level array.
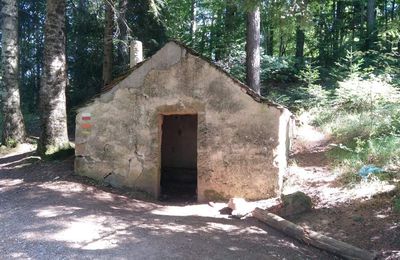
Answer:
[{"left": 96, "top": 40, "right": 286, "bottom": 109}]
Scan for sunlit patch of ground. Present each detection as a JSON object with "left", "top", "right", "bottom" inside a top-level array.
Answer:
[
  {"left": 0, "top": 143, "right": 336, "bottom": 259},
  {"left": 151, "top": 204, "right": 228, "bottom": 218},
  {"left": 0, "top": 143, "right": 36, "bottom": 158},
  {"left": 283, "top": 122, "right": 399, "bottom": 256},
  {"left": 285, "top": 165, "right": 396, "bottom": 208},
  {"left": 1, "top": 137, "right": 396, "bottom": 258}
]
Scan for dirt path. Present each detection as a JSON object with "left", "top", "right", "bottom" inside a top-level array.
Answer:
[
  {"left": 284, "top": 124, "right": 400, "bottom": 258},
  {"left": 0, "top": 148, "right": 334, "bottom": 260}
]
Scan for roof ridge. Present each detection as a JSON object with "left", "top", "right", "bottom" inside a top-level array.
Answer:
[{"left": 78, "top": 40, "right": 287, "bottom": 110}]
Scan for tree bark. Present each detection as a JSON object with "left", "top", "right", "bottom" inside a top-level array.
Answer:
[
  {"left": 103, "top": 0, "right": 114, "bottom": 86},
  {"left": 190, "top": 0, "right": 196, "bottom": 44},
  {"left": 209, "top": 15, "right": 215, "bottom": 58},
  {"left": 224, "top": 0, "right": 236, "bottom": 53},
  {"left": 332, "top": 1, "right": 344, "bottom": 58},
  {"left": 246, "top": 6, "right": 261, "bottom": 94},
  {"left": 1, "top": 0, "right": 26, "bottom": 146},
  {"left": 34, "top": 0, "right": 43, "bottom": 113},
  {"left": 38, "top": 0, "right": 69, "bottom": 155},
  {"left": 295, "top": 25, "right": 305, "bottom": 59},
  {"left": 266, "top": 27, "right": 274, "bottom": 56},
  {"left": 390, "top": 0, "right": 395, "bottom": 21},
  {"left": 214, "top": 9, "right": 224, "bottom": 61},
  {"left": 279, "top": 35, "right": 286, "bottom": 56},
  {"left": 366, "top": 0, "right": 376, "bottom": 50},
  {"left": 117, "top": 0, "right": 129, "bottom": 70},
  {"left": 352, "top": 0, "right": 364, "bottom": 49}
]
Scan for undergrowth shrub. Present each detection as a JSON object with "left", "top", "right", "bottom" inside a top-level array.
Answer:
[
  {"left": 261, "top": 55, "right": 297, "bottom": 83},
  {"left": 298, "top": 64, "right": 329, "bottom": 108},
  {"left": 268, "top": 63, "right": 329, "bottom": 111},
  {"left": 312, "top": 75, "right": 400, "bottom": 183},
  {"left": 333, "top": 75, "right": 399, "bottom": 112},
  {"left": 394, "top": 196, "right": 400, "bottom": 213},
  {"left": 217, "top": 47, "right": 298, "bottom": 91}
]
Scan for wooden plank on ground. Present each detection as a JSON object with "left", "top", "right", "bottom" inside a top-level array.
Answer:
[{"left": 253, "top": 207, "right": 377, "bottom": 260}]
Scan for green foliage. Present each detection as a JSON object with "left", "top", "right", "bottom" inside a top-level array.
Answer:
[
  {"left": 334, "top": 76, "right": 399, "bottom": 112},
  {"left": 149, "top": 0, "right": 165, "bottom": 17},
  {"left": 4, "top": 138, "right": 18, "bottom": 148},
  {"left": 267, "top": 63, "right": 329, "bottom": 111},
  {"left": 394, "top": 197, "right": 400, "bottom": 214},
  {"left": 215, "top": 42, "right": 246, "bottom": 82},
  {"left": 299, "top": 64, "right": 319, "bottom": 86},
  {"left": 298, "top": 64, "right": 328, "bottom": 107},
  {"left": 261, "top": 55, "right": 297, "bottom": 83},
  {"left": 2, "top": 0, "right": 399, "bottom": 153},
  {"left": 311, "top": 74, "right": 400, "bottom": 183},
  {"left": 328, "top": 135, "right": 400, "bottom": 182},
  {"left": 334, "top": 49, "right": 365, "bottom": 79}
]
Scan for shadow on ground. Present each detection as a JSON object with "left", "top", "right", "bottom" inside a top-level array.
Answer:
[
  {"left": 287, "top": 192, "right": 400, "bottom": 253},
  {"left": 287, "top": 130, "right": 399, "bottom": 258},
  {"left": 0, "top": 152, "right": 335, "bottom": 259}
]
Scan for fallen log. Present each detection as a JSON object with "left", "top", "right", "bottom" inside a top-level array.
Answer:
[{"left": 253, "top": 207, "right": 376, "bottom": 260}]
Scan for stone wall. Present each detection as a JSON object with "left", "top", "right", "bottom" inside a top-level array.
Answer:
[{"left": 75, "top": 42, "right": 292, "bottom": 202}]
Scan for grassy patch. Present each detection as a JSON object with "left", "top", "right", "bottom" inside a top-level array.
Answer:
[
  {"left": 328, "top": 135, "right": 400, "bottom": 185},
  {"left": 308, "top": 75, "right": 400, "bottom": 184},
  {"left": 394, "top": 197, "right": 400, "bottom": 213}
]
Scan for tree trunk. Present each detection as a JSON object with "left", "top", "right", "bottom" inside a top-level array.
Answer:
[
  {"left": 103, "top": 0, "right": 114, "bottom": 86},
  {"left": 209, "top": 15, "right": 215, "bottom": 58},
  {"left": 317, "top": 4, "right": 328, "bottom": 66},
  {"left": 366, "top": 0, "right": 376, "bottom": 50},
  {"left": 38, "top": 0, "right": 69, "bottom": 155},
  {"left": 383, "top": 0, "right": 391, "bottom": 52},
  {"left": 398, "top": 40, "right": 400, "bottom": 55},
  {"left": 295, "top": 25, "right": 305, "bottom": 59},
  {"left": 390, "top": 0, "right": 395, "bottom": 21},
  {"left": 279, "top": 35, "right": 286, "bottom": 56},
  {"left": 214, "top": 9, "right": 224, "bottom": 61},
  {"left": 246, "top": 6, "right": 261, "bottom": 94},
  {"left": 220, "top": 0, "right": 236, "bottom": 59},
  {"left": 392, "top": 0, "right": 399, "bottom": 54},
  {"left": 34, "top": 0, "right": 43, "bottom": 113},
  {"left": 266, "top": 27, "right": 274, "bottom": 56},
  {"left": 190, "top": 0, "right": 196, "bottom": 44},
  {"left": 117, "top": 0, "right": 129, "bottom": 70},
  {"left": 352, "top": 0, "right": 364, "bottom": 49},
  {"left": 1, "top": 0, "right": 26, "bottom": 146},
  {"left": 332, "top": 1, "right": 344, "bottom": 58}
]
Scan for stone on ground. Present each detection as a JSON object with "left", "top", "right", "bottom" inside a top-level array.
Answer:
[
  {"left": 228, "top": 197, "right": 255, "bottom": 218},
  {"left": 269, "top": 191, "right": 313, "bottom": 217}
]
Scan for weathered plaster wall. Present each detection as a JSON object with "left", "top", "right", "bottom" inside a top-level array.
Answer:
[{"left": 75, "top": 42, "right": 291, "bottom": 202}]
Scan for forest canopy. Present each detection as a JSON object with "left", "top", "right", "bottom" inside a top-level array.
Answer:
[
  {"left": 0, "top": 0, "right": 399, "bottom": 110},
  {"left": 0, "top": 0, "right": 399, "bottom": 156}
]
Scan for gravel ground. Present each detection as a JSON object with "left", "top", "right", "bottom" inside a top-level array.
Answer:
[{"left": 0, "top": 148, "right": 336, "bottom": 260}]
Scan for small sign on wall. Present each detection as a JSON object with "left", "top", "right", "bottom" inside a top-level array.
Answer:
[
  {"left": 81, "top": 112, "right": 92, "bottom": 135},
  {"left": 81, "top": 113, "right": 92, "bottom": 121}
]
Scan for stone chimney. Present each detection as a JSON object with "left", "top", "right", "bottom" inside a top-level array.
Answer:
[{"left": 130, "top": 40, "right": 143, "bottom": 68}]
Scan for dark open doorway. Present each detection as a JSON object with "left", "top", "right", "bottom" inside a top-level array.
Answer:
[{"left": 160, "top": 114, "right": 198, "bottom": 201}]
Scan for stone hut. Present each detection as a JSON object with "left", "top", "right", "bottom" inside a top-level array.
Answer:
[{"left": 75, "top": 41, "right": 293, "bottom": 202}]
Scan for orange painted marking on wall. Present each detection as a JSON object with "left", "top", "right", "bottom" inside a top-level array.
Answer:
[{"left": 81, "top": 123, "right": 92, "bottom": 129}]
